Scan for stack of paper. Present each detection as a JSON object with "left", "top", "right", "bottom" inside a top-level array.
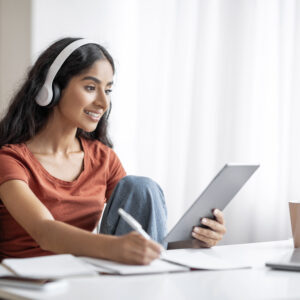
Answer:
[
  {"left": 0, "top": 265, "right": 12, "bottom": 277},
  {"left": 1, "top": 254, "right": 98, "bottom": 278}
]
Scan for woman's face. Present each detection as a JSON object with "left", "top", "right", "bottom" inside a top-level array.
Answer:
[{"left": 55, "top": 59, "right": 114, "bottom": 132}]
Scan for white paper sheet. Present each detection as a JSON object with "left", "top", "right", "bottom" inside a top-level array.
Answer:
[
  {"left": 2, "top": 254, "right": 98, "bottom": 278},
  {"left": 80, "top": 256, "right": 189, "bottom": 275},
  {"left": 162, "top": 249, "right": 251, "bottom": 270},
  {"left": 0, "top": 265, "right": 13, "bottom": 276}
]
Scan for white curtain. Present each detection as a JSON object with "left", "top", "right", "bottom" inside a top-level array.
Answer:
[{"left": 30, "top": 0, "right": 300, "bottom": 244}]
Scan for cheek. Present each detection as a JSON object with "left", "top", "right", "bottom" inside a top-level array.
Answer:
[
  {"left": 75, "top": 89, "right": 95, "bottom": 107},
  {"left": 60, "top": 89, "right": 91, "bottom": 112}
]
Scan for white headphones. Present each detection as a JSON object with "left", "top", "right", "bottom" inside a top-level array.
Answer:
[{"left": 35, "top": 38, "right": 97, "bottom": 106}]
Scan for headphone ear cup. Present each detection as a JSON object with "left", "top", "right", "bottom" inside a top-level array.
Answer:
[{"left": 50, "top": 83, "right": 61, "bottom": 107}]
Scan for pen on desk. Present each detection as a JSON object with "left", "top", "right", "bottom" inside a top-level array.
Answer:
[{"left": 118, "top": 208, "right": 151, "bottom": 240}]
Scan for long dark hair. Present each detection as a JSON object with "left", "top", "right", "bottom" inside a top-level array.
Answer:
[{"left": 0, "top": 37, "right": 115, "bottom": 148}]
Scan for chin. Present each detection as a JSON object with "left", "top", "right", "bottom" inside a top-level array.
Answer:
[
  {"left": 83, "top": 128, "right": 97, "bottom": 133},
  {"left": 78, "top": 125, "right": 98, "bottom": 133}
]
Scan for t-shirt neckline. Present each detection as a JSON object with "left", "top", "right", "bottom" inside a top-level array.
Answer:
[{"left": 22, "top": 136, "right": 87, "bottom": 186}]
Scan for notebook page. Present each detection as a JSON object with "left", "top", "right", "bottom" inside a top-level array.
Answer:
[
  {"left": 2, "top": 254, "right": 97, "bottom": 278},
  {"left": 162, "top": 249, "right": 250, "bottom": 270},
  {"left": 80, "top": 256, "right": 189, "bottom": 275}
]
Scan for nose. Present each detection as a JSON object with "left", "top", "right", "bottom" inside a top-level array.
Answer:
[{"left": 95, "top": 89, "right": 109, "bottom": 112}]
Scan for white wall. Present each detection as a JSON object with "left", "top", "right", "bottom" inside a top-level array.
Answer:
[{"left": 0, "top": 0, "right": 31, "bottom": 115}]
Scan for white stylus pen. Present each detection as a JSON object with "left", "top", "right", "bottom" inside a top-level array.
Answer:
[{"left": 118, "top": 208, "right": 151, "bottom": 240}]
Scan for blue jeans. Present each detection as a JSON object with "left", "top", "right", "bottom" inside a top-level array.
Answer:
[{"left": 99, "top": 175, "right": 167, "bottom": 244}]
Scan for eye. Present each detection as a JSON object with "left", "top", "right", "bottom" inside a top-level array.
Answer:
[
  {"left": 84, "top": 85, "right": 96, "bottom": 92},
  {"left": 105, "top": 89, "right": 112, "bottom": 95}
]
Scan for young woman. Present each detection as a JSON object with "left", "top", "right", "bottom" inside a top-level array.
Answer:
[{"left": 0, "top": 38, "right": 226, "bottom": 264}]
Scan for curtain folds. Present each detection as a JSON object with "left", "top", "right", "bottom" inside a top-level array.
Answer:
[
  {"left": 30, "top": 0, "right": 300, "bottom": 243},
  {"left": 111, "top": 0, "right": 299, "bottom": 244}
]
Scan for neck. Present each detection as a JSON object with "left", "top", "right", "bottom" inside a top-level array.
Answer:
[{"left": 26, "top": 111, "right": 81, "bottom": 154}]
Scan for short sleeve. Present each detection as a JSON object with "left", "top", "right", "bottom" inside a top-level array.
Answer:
[
  {"left": 0, "top": 148, "right": 29, "bottom": 186},
  {"left": 105, "top": 149, "right": 126, "bottom": 200}
]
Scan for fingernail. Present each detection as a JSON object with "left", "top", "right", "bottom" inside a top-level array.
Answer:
[
  {"left": 160, "top": 248, "right": 166, "bottom": 258},
  {"left": 202, "top": 218, "right": 207, "bottom": 224},
  {"left": 193, "top": 227, "right": 199, "bottom": 233},
  {"left": 192, "top": 232, "right": 196, "bottom": 237}
]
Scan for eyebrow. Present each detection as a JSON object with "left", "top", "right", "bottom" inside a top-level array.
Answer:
[{"left": 81, "top": 76, "right": 113, "bottom": 86}]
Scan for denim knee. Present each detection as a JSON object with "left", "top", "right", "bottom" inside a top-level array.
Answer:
[
  {"left": 118, "top": 175, "right": 166, "bottom": 212},
  {"left": 100, "top": 175, "right": 167, "bottom": 242},
  {"left": 119, "top": 175, "right": 161, "bottom": 193}
]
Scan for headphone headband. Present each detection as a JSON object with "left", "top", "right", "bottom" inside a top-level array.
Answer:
[{"left": 35, "top": 38, "right": 98, "bottom": 106}]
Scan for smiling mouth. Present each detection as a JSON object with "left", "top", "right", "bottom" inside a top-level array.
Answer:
[{"left": 84, "top": 110, "right": 101, "bottom": 119}]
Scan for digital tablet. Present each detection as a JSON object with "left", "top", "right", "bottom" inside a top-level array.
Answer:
[{"left": 164, "top": 164, "right": 259, "bottom": 245}]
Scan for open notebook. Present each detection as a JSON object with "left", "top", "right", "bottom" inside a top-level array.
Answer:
[{"left": 1, "top": 250, "right": 250, "bottom": 278}]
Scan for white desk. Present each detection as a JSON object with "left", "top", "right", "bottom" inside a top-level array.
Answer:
[{"left": 0, "top": 239, "right": 298, "bottom": 300}]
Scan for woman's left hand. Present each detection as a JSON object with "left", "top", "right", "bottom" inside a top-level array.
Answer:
[{"left": 192, "top": 209, "right": 226, "bottom": 248}]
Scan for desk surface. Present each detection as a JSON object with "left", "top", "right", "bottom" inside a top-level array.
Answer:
[{"left": 0, "top": 239, "right": 298, "bottom": 300}]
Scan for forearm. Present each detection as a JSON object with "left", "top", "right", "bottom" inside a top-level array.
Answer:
[{"left": 37, "top": 219, "right": 116, "bottom": 260}]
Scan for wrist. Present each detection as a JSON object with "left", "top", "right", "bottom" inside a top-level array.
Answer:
[{"left": 97, "top": 234, "right": 119, "bottom": 261}]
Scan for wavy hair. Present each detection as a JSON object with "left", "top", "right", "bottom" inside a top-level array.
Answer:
[{"left": 0, "top": 37, "right": 115, "bottom": 148}]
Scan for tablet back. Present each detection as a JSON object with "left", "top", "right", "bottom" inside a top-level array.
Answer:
[{"left": 164, "top": 164, "right": 259, "bottom": 244}]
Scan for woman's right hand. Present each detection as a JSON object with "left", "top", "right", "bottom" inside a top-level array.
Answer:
[{"left": 110, "top": 231, "right": 163, "bottom": 265}]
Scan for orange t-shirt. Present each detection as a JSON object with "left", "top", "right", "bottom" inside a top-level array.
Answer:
[{"left": 0, "top": 137, "right": 126, "bottom": 261}]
